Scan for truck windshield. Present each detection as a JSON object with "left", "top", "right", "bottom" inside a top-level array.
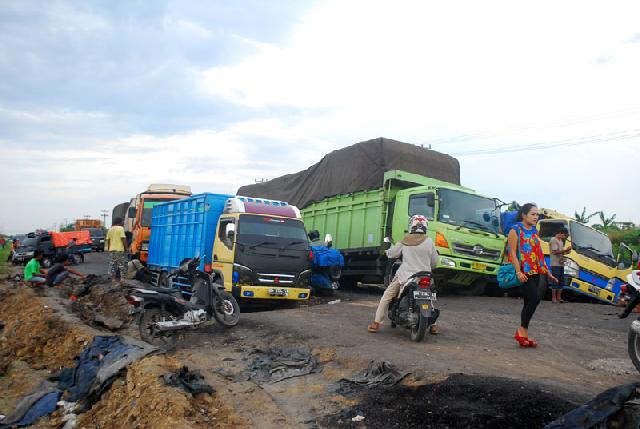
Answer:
[
  {"left": 437, "top": 189, "right": 500, "bottom": 234},
  {"left": 141, "top": 198, "right": 177, "bottom": 227},
  {"left": 20, "top": 237, "right": 38, "bottom": 248},
  {"left": 570, "top": 221, "right": 615, "bottom": 264},
  {"left": 237, "top": 215, "right": 308, "bottom": 244}
]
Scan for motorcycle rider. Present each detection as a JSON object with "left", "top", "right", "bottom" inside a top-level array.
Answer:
[{"left": 368, "top": 214, "right": 440, "bottom": 333}]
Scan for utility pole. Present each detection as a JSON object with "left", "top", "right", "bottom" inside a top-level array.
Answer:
[{"left": 100, "top": 209, "right": 109, "bottom": 227}]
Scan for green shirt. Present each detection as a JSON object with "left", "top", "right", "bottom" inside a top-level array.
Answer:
[{"left": 24, "top": 258, "right": 41, "bottom": 281}]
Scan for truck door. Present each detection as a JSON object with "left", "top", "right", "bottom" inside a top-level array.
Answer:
[{"left": 212, "top": 216, "right": 236, "bottom": 291}]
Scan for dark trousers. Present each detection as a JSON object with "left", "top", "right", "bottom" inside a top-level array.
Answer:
[{"left": 521, "top": 274, "right": 545, "bottom": 329}]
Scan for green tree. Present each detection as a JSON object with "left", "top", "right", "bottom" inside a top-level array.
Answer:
[
  {"left": 574, "top": 207, "right": 598, "bottom": 224},
  {"left": 593, "top": 211, "right": 618, "bottom": 231},
  {"left": 59, "top": 223, "right": 75, "bottom": 232}
]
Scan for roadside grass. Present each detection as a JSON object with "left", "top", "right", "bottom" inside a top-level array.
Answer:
[{"left": 0, "top": 243, "right": 10, "bottom": 276}]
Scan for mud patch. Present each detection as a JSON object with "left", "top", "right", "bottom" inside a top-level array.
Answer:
[
  {"left": 0, "top": 286, "right": 89, "bottom": 374},
  {"left": 322, "top": 373, "right": 578, "bottom": 429},
  {"left": 76, "top": 355, "right": 248, "bottom": 429},
  {"left": 65, "top": 276, "right": 132, "bottom": 331}
]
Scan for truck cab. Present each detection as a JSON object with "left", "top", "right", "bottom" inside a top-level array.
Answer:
[
  {"left": 127, "top": 184, "right": 191, "bottom": 262},
  {"left": 537, "top": 209, "right": 633, "bottom": 304},
  {"left": 391, "top": 182, "right": 505, "bottom": 292},
  {"left": 212, "top": 197, "right": 312, "bottom": 301}
]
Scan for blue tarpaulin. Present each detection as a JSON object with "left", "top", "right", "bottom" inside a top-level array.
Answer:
[{"left": 311, "top": 246, "right": 344, "bottom": 268}]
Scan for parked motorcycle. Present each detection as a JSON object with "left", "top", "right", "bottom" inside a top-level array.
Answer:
[
  {"left": 620, "top": 270, "right": 640, "bottom": 372},
  {"left": 388, "top": 271, "right": 440, "bottom": 342},
  {"left": 127, "top": 257, "right": 240, "bottom": 349}
]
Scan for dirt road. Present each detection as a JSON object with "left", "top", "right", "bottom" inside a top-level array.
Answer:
[{"left": 67, "top": 252, "right": 640, "bottom": 427}]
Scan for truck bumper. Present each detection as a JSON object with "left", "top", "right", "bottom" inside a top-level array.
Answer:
[
  {"left": 566, "top": 277, "right": 617, "bottom": 304},
  {"left": 436, "top": 256, "right": 500, "bottom": 285},
  {"left": 231, "top": 284, "right": 311, "bottom": 301}
]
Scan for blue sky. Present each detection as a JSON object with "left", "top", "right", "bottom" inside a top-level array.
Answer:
[{"left": 1, "top": 0, "right": 639, "bottom": 233}]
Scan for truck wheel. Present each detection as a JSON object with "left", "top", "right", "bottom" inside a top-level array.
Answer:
[
  {"left": 41, "top": 256, "right": 53, "bottom": 269},
  {"left": 329, "top": 265, "right": 342, "bottom": 281},
  {"left": 213, "top": 291, "right": 240, "bottom": 328},
  {"left": 457, "top": 279, "right": 487, "bottom": 296},
  {"left": 157, "top": 272, "right": 169, "bottom": 288},
  {"left": 139, "top": 307, "right": 178, "bottom": 350}
]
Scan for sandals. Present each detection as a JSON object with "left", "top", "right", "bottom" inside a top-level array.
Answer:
[
  {"left": 429, "top": 325, "right": 439, "bottom": 335},
  {"left": 514, "top": 330, "right": 531, "bottom": 347},
  {"left": 367, "top": 322, "right": 380, "bottom": 333}
]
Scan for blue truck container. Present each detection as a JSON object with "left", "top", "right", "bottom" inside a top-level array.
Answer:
[{"left": 147, "top": 193, "right": 233, "bottom": 273}]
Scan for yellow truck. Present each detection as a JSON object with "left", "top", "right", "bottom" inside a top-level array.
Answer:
[{"left": 537, "top": 208, "right": 636, "bottom": 304}]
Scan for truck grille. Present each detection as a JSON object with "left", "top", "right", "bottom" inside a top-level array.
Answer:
[
  {"left": 257, "top": 273, "right": 295, "bottom": 285},
  {"left": 452, "top": 243, "right": 501, "bottom": 261}
]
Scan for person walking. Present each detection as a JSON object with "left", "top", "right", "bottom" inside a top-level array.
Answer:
[
  {"left": 105, "top": 218, "right": 128, "bottom": 286},
  {"left": 508, "top": 203, "right": 557, "bottom": 348},
  {"left": 0, "top": 237, "right": 6, "bottom": 249},
  {"left": 549, "top": 227, "right": 571, "bottom": 304}
]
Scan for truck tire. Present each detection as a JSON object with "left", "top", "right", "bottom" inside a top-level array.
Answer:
[
  {"left": 457, "top": 279, "right": 487, "bottom": 296},
  {"left": 213, "top": 291, "right": 240, "bottom": 328},
  {"left": 329, "top": 265, "right": 342, "bottom": 281},
  {"left": 157, "top": 272, "right": 169, "bottom": 288}
]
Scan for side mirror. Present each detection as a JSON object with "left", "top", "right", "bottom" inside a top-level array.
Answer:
[
  {"left": 619, "top": 262, "right": 627, "bottom": 270},
  {"left": 426, "top": 194, "right": 435, "bottom": 208},
  {"left": 127, "top": 207, "right": 136, "bottom": 219},
  {"left": 225, "top": 223, "right": 236, "bottom": 241},
  {"left": 633, "top": 251, "right": 639, "bottom": 264},
  {"left": 324, "top": 234, "right": 333, "bottom": 248},
  {"left": 382, "top": 237, "right": 392, "bottom": 250},
  {"left": 308, "top": 230, "right": 320, "bottom": 242}
]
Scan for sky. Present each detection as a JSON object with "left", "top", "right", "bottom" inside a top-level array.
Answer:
[{"left": 1, "top": 0, "right": 639, "bottom": 234}]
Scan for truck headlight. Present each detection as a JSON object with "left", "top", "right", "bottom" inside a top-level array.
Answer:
[
  {"left": 564, "top": 259, "right": 579, "bottom": 277},
  {"left": 440, "top": 257, "right": 456, "bottom": 268}
]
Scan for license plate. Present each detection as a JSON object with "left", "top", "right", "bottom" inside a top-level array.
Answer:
[
  {"left": 472, "top": 262, "right": 487, "bottom": 271},
  {"left": 268, "top": 288, "right": 289, "bottom": 296},
  {"left": 414, "top": 290, "right": 436, "bottom": 300}
]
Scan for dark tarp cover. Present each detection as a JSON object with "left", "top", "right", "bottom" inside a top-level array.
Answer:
[{"left": 236, "top": 138, "right": 460, "bottom": 209}]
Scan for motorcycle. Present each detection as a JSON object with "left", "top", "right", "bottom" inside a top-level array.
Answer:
[
  {"left": 620, "top": 270, "right": 640, "bottom": 372},
  {"left": 127, "top": 257, "right": 240, "bottom": 349},
  {"left": 388, "top": 271, "right": 440, "bottom": 342}
]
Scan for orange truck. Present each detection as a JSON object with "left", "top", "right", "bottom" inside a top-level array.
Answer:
[
  {"left": 126, "top": 184, "right": 192, "bottom": 262},
  {"left": 75, "top": 219, "right": 101, "bottom": 231}
]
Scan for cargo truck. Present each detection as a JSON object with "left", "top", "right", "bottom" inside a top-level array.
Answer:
[
  {"left": 302, "top": 170, "right": 506, "bottom": 294},
  {"left": 75, "top": 219, "right": 101, "bottom": 231},
  {"left": 126, "top": 184, "right": 192, "bottom": 262},
  {"left": 147, "top": 194, "right": 312, "bottom": 302},
  {"left": 536, "top": 208, "right": 637, "bottom": 304}
]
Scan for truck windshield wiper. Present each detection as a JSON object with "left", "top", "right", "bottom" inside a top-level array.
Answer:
[{"left": 237, "top": 240, "right": 278, "bottom": 250}]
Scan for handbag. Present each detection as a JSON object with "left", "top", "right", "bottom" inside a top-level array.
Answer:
[{"left": 497, "top": 224, "right": 523, "bottom": 289}]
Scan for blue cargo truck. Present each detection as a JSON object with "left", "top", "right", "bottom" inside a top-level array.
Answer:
[{"left": 147, "top": 193, "right": 313, "bottom": 302}]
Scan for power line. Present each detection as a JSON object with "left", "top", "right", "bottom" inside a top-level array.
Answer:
[
  {"left": 419, "top": 106, "right": 640, "bottom": 147},
  {"left": 451, "top": 129, "right": 640, "bottom": 156}
]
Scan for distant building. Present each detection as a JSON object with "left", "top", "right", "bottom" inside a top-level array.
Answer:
[{"left": 613, "top": 221, "right": 636, "bottom": 230}]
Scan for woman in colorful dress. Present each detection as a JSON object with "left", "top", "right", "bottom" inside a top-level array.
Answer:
[{"left": 508, "top": 203, "right": 558, "bottom": 347}]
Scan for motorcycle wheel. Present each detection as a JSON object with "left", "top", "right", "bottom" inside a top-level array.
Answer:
[
  {"left": 139, "top": 307, "right": 178, "bottom": 350},
  {"left": 410, "top": 313, "right": 428, "bottom": 342},
  {"left": 628, "top": 329, "right": 640, "bottom": 373},
  {"left": 213, "top": 291, "right": 240, "bottom": 328}
]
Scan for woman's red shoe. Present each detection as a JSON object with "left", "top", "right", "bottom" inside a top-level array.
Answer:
[
  {"left": 527, "top": 338, "right": 538, "bottom": 347},
  {"left": 514, "top": 330, "right": 531, "bottom": 347}
]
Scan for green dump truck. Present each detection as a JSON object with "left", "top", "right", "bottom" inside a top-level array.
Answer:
[{"left": 301, "top": 170, "right": 506, "bottom": 294}]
